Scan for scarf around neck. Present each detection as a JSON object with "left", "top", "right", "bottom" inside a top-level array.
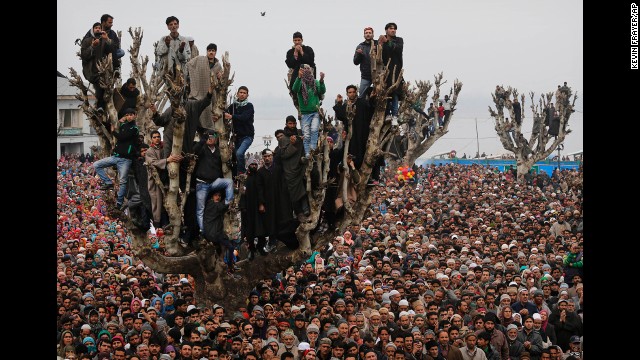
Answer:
[
  {"left": 300, "top": 65, "right": 316, "bottom": 105},
  {"left": 234, "top": 99, "right": 249, "bottom": 107}
]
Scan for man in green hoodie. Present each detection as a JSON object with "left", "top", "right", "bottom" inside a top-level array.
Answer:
[{"left": 292, "top": 64, "right": 326, "bottom": 158}]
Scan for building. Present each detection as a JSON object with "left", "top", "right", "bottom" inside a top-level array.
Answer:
[{"left": 57, "top": 71, "right": 100, "bottom": 158}]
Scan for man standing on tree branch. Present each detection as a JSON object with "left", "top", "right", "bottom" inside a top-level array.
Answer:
[
  {"left": 286, "top": 31, "right": 316, "bottom": 109},
  {"left": 353, "top": 27, "right": 378, "bottom": 98},
  {"left": 154, "top": 16, "right": 191, "bottom": 77},
  {"left": 380, "top": 22, "right": 404, "bottom": 126},
  {"left": 224, "top": 86, "right": 255, "bottom": 177},
  {"left": 93, "top": 108, "right": 139, "bottom": 210}
]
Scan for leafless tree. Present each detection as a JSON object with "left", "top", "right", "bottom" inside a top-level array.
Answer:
[
  {"left": 66, "top": 29, "right": 462, "bottom": 309},
  {"left": 489, "top": 85, "right": 577, "bottom": 180}
]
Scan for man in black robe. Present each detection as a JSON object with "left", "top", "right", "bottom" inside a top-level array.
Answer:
[
  {"left": 256, "top": 149, "right": 278, "bottom": 253},
  {"left": 240, "top": 159, "right": 266, "bottom": 260},
  {"left": 280, "top": 117, "right": 310, "bottom": 223},
  {"left": 512, "top": 96, "right": 522, "bottom": 126},
  {"left": 271, "top": 129, "right": 298, "bottom": 249}
]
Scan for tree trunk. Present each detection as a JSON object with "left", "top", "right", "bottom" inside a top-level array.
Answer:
[
  {"left": 516, "top": 155, "right": 536, "bottom": 182},
  {"left": 212, "top": 51, "right": 235, "bottom": 177}
]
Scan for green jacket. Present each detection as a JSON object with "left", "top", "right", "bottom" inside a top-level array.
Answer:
[{"left": 292, "top": 78, "right": 326, "bottom": 114}]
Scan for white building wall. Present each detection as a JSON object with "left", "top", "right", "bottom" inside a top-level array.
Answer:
[{"left": 57, "top": 76, "right": 100, "bottom": 159}]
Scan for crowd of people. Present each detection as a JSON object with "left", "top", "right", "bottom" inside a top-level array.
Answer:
[
  {"left": 64, "top": 12, "right": 584, "bottom": 360},
  {"left": 57, "top": 150, "right": 584, "bottom": 360}
]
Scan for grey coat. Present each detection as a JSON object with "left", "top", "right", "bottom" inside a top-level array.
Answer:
[
  {"left": 145, "top": 145, "right": 167, "bottom": 224},
  {"left": 279, "top": 136, "right": 306, "bottom": 203},
  {"left": 154, "top": 34, "right": 191, "bottom": 75},
  {"left": 516, "top": 329, "right": 543, "bottom": 360},
  {"left": 80, "top": 35, "right": 114, "bottom": 83}
]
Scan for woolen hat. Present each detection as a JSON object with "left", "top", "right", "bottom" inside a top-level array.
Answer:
[{"left": 306, "top": 324, "right": 320, "bottom": 333}]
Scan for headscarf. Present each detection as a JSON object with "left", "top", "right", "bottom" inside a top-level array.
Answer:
[
  {"left": 130, "top": 298, "right": 142, "bottom": 314},
  {"left": 162, "top": 291, "right": 175, "bottom": 312},
  {"left": 58, "top": 330, "right": 75, "bottom": 357},
  {"left": 348, "top": 325, "right": 363, "bottom": 345},
  {"left": 151, "top": 296, "right": 165, "bottom": 317},
  {"left": 300, "top": 64, "right": 316, "bottom": 105},
  {"left": 83, "top": 336, "right": 97, "bottom": 354},
  {"left": 539, "top": 309, "right": 549, "bottom": 331},
  {"left": 500, "top": 306, "right": 514, "bottom": 327}
]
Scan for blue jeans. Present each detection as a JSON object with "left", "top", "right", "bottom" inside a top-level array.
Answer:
[
  {"left": 235, "top": 136, "right": 253, "bottom": 174},
  {"left": 359, "top": 78, "right": 372, "bottom": 98},
  {"left": 93, "top": 156, "right": 132, "bottom": 205},
  {"left": 115, "top": 48, "right": 125, "bottom": 59},
  {"left": 196, "top": 179, "right": 234, "bottom": 231},
  {"left": 301, "top": 112, "right": 320, "bottom": 156}
]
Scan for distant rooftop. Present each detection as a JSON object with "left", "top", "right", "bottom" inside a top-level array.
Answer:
[{"left": 57, "top": 73, "right": 81, "bottom": 96}]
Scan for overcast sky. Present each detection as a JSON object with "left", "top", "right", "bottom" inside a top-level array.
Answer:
[{"left": 58, "top": 0, "right": 583, "bottom": 158}]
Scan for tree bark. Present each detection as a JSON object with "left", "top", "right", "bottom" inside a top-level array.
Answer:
[{"left": 128, "top": 27, "right": 166, "bottom": 142}]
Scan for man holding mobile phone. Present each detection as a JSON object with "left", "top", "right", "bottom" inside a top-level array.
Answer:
[{"left": 80, "top": 22, "right": 114, "bottom": 111}]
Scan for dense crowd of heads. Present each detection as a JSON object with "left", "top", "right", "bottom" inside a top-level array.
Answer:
[{"left": 58, "top": 152, "right": 583, "bottom": 359}]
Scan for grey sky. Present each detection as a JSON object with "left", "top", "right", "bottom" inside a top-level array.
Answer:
[{"left": 57, "top": 0, "right": 583, "bottom": 158}]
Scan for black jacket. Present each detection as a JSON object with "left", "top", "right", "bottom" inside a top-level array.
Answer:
[
  {"left": 548, "top": 310, "right": 582, "bottom": 351},
  {"left": 333, "top": 96, "right": 375, "bottom": 170},
  {"left": 381, "top": 36, "right": 404, "bottom": 91},
  {"left": 193, "top": 139, "right": 223, "bottom": 183},
  {"left": 226, "top": 102, "right": 255, "bottom": 138},
  {"left": 203, "top": 199, "right": 229, "bottom": 243},
  {"left": 112, "top": 120, "right": 140, "bottom": 159},
  {"left": 118, "top": 84, "right": 140, "bottom": 118},
  {"left": 353, "top": 39, "right": 378, "bottom": 80},
  {"left": 285, "top": 44, "right": 316, "bottom": 89},
  {"left": 512, "top": 101, "right": 522, "bottom": 124}
]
